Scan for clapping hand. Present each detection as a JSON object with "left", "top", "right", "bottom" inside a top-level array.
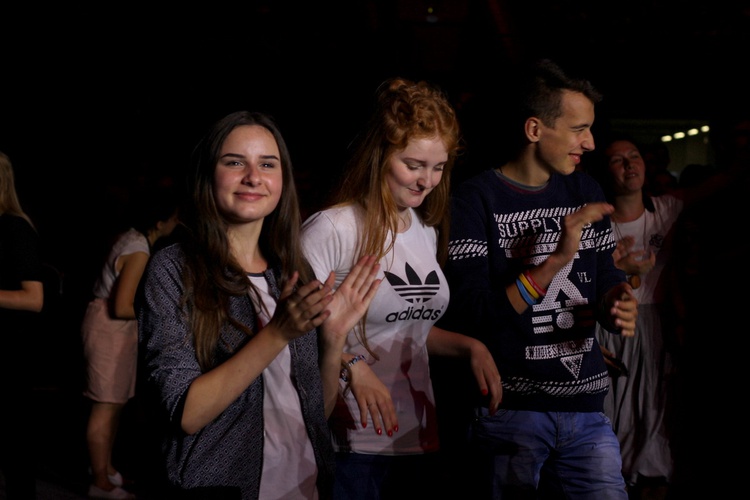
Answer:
[
  {"left": 269, "top": 271, "right": 335, "bottom": 342},
  {"left": 319, "top": 255, "right": 382, "bottom": 346}
]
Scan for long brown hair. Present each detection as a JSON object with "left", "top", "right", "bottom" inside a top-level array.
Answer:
[{"left": 181, "top": 111, "right": 313, "bottom": 371}]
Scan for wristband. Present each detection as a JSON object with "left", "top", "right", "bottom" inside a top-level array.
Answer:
[
  {"left": 340, "top": 354, "right": 367, "bottom": 382},
  {"left": 518, "top": 272, "right": 540, "bottom": 300},
  {"left": 523, "top": 270, "right": 547, "bottom": 296},
  {"left": 347, "top": 354, "right": 366, "bottom": 368},
  {"left": 516, "top": 278, "right": 536, "bottom": 307}
]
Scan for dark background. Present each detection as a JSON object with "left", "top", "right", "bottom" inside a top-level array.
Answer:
[
  {"left": 2, "top": 0, "right": 749, "bottom": 292},
  {"left": 1, "top": 3, "right": 746, "bottom": 496}
]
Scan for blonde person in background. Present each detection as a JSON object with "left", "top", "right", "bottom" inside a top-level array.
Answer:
[
  {"left": 0, "top": 150, "right": 44, "bottom": 500},
  {"left": 301, "top": 77, "right": 502, "bottom": 500}
]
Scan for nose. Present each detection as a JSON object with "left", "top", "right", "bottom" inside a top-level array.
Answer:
[
  {"left": 582, "top": 130, "right": 595, "bottom": 152},
  {"left": 418, "top": 168, "right": 442, "bottom": 190},
  {"left": 243, "top": 164, "right": 261, "bottom": 185}
]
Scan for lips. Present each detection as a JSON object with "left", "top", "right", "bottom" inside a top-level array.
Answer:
[{"left": 236, "top": 191, "right": 263, "bottom": 200}]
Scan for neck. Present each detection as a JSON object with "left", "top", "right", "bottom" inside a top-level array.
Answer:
[
  {"left": 146, "top": 229, "right": 159, "bottom": 248},
  {"left": 397, "top": 208, "right": 412, "bottom": 233},
  {"left": 612, "top": 191, "right": 645, "bottom": 222},
  {"left": 228, "top": 223, "right": 265, "bottom": 273},
  {"left": 499, "top": 158, "right": 551, "bottom": 187}
]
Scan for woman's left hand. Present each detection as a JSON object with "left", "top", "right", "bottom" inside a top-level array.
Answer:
[{"left": 320, "top": 255, "right": 381, "bottom": 345}]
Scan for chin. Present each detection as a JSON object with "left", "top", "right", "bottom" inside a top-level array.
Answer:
[{"left": 558, "top": 165, "right": 577, "bottom": 175}]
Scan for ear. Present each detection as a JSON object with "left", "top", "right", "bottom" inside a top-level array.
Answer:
[{"left": 525, "top": 118, "right": 542, "bottom": 143}]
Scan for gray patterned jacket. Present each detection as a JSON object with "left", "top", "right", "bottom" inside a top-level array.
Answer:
[{"left": 136, "top": 242, "right": 334, "bottom": 500}]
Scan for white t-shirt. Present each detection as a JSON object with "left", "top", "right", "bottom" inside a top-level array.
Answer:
[
  {"left": 611, "top": 194, "right": 683, "bottom": 305},
  {"left": 92, "top": 228, "right": 149, "bottom": 299},
  {"left": 250, "top": 274, "right": 319, "bottom": 500},
  {"left": 301, "top": 205, "right": 448, "bottom": 455}
]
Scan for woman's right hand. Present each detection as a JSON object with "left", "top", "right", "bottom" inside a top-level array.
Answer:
[{"left": 268, "top": 271, "right": 334, "bottom": 342}]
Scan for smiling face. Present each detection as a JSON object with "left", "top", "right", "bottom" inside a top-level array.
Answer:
[
  {"left": 536, "top": 90, "right": 596, "bottom": 175},
  {"left": 385, "top": 136, "right": 448, "bottom": 210},
  {"left": 605, "top": 139, "right": 646, "bottom": 195},
  {"left": 213, "top": 124, "right": 283, "bottom": 225}
]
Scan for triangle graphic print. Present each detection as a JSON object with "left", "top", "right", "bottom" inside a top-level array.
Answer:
[{"left": 560, "top": 353, "right": 583, "bottom": 379}]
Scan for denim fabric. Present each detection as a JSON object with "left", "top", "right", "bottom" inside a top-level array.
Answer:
[
  {"left": 332, "top": 452, "right": 438, "bottom": 500},
  {"left": 470, "top": 409, "right": 627, "bottom": 499}
]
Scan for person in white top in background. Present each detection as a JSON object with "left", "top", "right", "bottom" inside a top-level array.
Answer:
[
  {"left": 588, "top": 134, "right": 737, "bottom": 499},
  {"left": 301, "top": 77, "right": 502, "bottom": 500},
  {"left": 82, "top": 184, "right": 179, "bottom": 499}
]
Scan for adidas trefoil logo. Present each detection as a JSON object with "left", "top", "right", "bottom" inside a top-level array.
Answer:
[{"left": 384, "top": 262, "right": 440, "bottom": 304}]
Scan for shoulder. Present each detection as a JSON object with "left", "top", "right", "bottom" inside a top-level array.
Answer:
[
  {"left": 456, "top": 169, "right": 498, "bottom": 189},
  {"left": 453, "top": 169, "right": 501, "bottom": 198},
  {"left": 0, "top": 214, "right": 39, "bottom": 254},
  {"left": 148, "top": 242, "right": 185, "bottom": 268},
  {"left": 117, "top": 228, "right": 149, "bottom": 249},
  {"left": 0, "top": 213, "right": 35, "bottom": 234},
  {"left": 139, "top": 243, "right": 187, "bottom": 297},
  {"left": 302, "top": 204, "right": 360, "bottom": 233},
  {"left": 106, "top": 231, "right": 149, "bottom": 265},
  {"left": 564, "top": 170, "right": 601, "bottom": 189},
  {"left": 651, "top": 193, "right": 683, "bottom": 213},
  {"left": 556, "top": 171, "right": 606, "bottom": 201}
]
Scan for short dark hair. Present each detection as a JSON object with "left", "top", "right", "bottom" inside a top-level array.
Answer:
[{"left": 503, "top": 58, "right": 602, "bottom": 158}]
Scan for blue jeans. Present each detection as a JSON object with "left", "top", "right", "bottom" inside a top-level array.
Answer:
[
  {"left": 332, "top": 452, "right": 439, "bottom": 500},
  {"left": 470, "top": 409, "right": 627, "bottom": 499}
]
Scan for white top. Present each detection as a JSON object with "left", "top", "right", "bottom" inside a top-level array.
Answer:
[
  {"left": 249, "top": 274, "right": 319, "bottom": 500},
  {"left": 301, "top": 205, "right": 448, "bottom": 455},
  {"left": 612, "top": 194, "right": 683, "bottom": 305},
  {"left": 92, "top": 228, "right": 149, "bottom": 299}
]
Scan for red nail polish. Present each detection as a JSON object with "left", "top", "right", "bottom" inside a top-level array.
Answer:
[
  {"left": 393, "top": 426, "right": 399, "bottom": 433},
  {"left": 362, "top": 422, "right": 366, "bottom": 428},
  {"left": 481, "top": 388, "right": 488, "bottom": 396},
  {"left": 376, "top": 428, "right": 382, "bottom": 435},
  {"left": 387, "top": 430, "right": 393, "bottom": 437}
]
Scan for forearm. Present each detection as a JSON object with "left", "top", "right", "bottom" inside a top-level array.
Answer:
[
  {"left": 319, "top": 342, "right": 347, "bottom": 418},
  {"left": 0, "top": 281, "right": 43, "bottom": 312},
  {"left": 181, "top": 327, "right": 288, "bottom": 434},
  {"left": 426, "top": 326, "right": 475, "bottom": 357},
  {"left": 506, "top": 254, "right": 565, "bottom": 314}
]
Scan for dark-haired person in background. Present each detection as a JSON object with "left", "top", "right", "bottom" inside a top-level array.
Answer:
[
  {"left": 82, "top": 183, "right": 180, "bottom": 499},
  {"left": 438, "top": 59, "right": 637, "bottom": 498}
]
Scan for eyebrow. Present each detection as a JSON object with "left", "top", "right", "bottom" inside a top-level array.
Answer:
[
  {"left": 219, "top": 153, "right": 280, "bottom": 161},
  {"left": 402, "top": 156, "right": 448, "bottom": 165}
]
